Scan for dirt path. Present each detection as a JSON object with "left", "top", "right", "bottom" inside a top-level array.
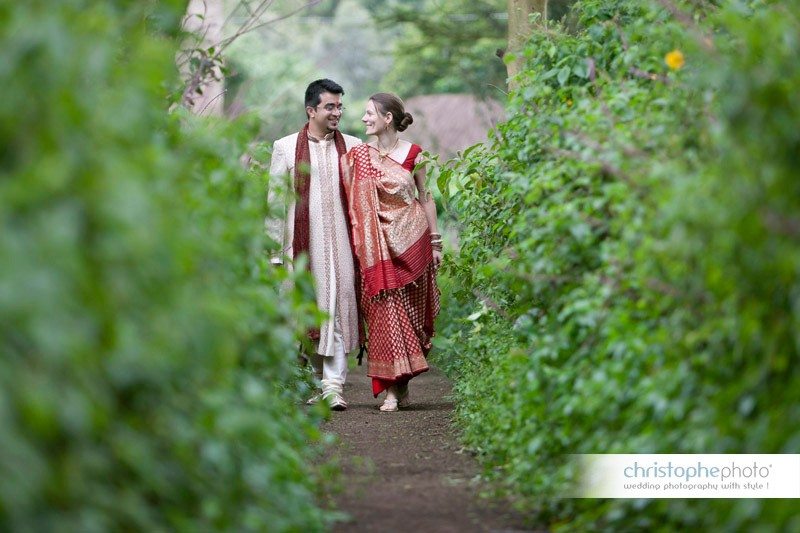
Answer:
[{"left": 323, "top": 363, "right": 538, "bottom": 533}]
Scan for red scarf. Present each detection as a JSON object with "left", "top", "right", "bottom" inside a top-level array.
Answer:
[
  {"left": 292, "top": 123, "right": 349, "bottom": 260},
  {"left": 292, "top": 124, "right": 364, "bottom": 346}
]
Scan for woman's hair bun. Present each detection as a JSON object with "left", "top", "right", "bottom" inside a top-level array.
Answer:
[
  {"left": 370, "top": 93, "right": 413, "bottom": 132},
  {"left": 398, "top": 112, "right": 414, "bottom": 132}
]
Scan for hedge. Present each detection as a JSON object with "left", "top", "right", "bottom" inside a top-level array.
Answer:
[{"left": 433, "top": 0, "right": 800, "bottom": 530}]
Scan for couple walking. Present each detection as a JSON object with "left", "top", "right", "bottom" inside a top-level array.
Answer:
[{"left": 267, "top": 79, "right": 442, "bottom": 412}]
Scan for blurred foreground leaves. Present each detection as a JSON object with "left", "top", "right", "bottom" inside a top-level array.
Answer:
[{"left": 1, "top": 1, "right": 330, "bottom": 531}]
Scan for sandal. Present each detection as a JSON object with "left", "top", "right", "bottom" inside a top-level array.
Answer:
[
  {"left": 379, "top": 385, "right": 402, "bottom": 412},
  {"left": 379, "top": 398, "right": 398, "bottom": 412}
]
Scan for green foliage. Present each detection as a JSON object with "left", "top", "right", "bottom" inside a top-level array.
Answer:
[
  {"left": 224, "top": 0, "right": 509, "bottom": 142},
  {"left": 435, "top": 0, "right": 800, "bottom": 530},
  {"left": 226, "top": 0, "right": 392, "bottom": 140},
  {"left": 0, "top": 1, "right": 332, "bottom": 530},
  {"left": 375, "top": 0, "right": 508, "bottom": 97}
]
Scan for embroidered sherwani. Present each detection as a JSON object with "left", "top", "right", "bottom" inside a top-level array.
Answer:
[{"left": 267, "top": 130, "right": 362, "bottom": 357}]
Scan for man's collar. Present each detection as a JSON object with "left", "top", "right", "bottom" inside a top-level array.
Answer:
[{"left": 306, "top": 129, "right": 335, "bottom": 143}]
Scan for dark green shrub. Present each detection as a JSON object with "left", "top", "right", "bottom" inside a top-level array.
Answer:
[
  {"left": 435, "top": 0, "right": 800, "bottom": 530},
  {"left": 0, "top": 2, "right": 330, "bottom": 531}
]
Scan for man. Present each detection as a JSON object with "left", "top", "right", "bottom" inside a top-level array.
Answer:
[{"left": 266, "top": 79, "right": 362, "bottom": 410}]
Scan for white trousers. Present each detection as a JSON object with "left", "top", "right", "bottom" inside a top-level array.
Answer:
[
  {"left": 311, "top": 328, "right": 348, "bottom": 395},
  {"left": 310, "top": 233, "right": 350, "bottom": 395}
]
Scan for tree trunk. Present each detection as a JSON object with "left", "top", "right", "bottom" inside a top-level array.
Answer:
[
  {"left": 182, "top": 0, "right": 225, "bottom": 116},
  {"left": 507, "top": 0, "right": 547, "bottom": 88}
]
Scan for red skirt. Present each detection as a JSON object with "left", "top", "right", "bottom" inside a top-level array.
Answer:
[{"left": 363, "top": 263, "right": 440, "bottom": 396}]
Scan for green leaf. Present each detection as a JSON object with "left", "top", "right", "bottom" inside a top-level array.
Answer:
[{"left": 557, "top": 66, "right": 571, "bottom": 86}]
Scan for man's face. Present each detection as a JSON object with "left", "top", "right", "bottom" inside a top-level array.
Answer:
[{"left": 307, "top": 91, "right": 343, "bottom": 134}]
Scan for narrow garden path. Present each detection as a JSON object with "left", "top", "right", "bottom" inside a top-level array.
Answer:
[{"left": 323, "top": 363, "right": 539, "bottom": 533}]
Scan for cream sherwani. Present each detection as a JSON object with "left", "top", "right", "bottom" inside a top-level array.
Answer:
[{"left": 267, "top": 130, "right": 362, "bottom": 365}]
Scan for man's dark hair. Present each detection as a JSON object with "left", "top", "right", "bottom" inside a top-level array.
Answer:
[{"left": 304, "top": 78, "right": 344, "bottom": 110}]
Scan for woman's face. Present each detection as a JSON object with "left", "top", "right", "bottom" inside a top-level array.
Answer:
[{"left": 361, "top": 100, "right": 391, "bottom": 136}]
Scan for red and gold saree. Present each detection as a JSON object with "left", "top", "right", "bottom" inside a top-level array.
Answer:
[{"left": 344, "top": 143, "right": 440, "bottom": 396}]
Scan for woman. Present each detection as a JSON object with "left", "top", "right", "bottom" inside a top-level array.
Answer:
[{"left": 343, "top": 93, "right": 442, "bottom": 412}]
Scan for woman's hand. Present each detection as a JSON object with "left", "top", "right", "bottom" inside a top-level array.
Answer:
[{"left": 432, "top": 249, "right": 443, "bottom": 270}]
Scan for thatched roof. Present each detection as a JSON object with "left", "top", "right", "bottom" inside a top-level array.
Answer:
[{"left": 401, "top": 94, "right": 505, "bottom": 160}]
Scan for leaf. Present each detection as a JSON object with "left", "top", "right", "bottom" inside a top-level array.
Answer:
[
  {"left": 557, "top": 66, "right": 571, "bottom": 86},
  {"left": 461, "top": 143, "right": 480, "bottom": 160},
  {"left": 437, "top": 168, "right": 452, "bottom": 202},
  {"left": 541, "top": 67, "right": 560, "bottom": 80}
]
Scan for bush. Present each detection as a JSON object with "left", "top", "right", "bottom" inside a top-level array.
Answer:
[
  {"left": 0, "top": 2, "right": 330, "bottom": 530},
  {"left": 435, "top": 0, "right": 800, "bottom": 530}
]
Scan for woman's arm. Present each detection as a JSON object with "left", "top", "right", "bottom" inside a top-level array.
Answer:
[{"left": 413, "top": 152, "right": 442, "bottom": 268}]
